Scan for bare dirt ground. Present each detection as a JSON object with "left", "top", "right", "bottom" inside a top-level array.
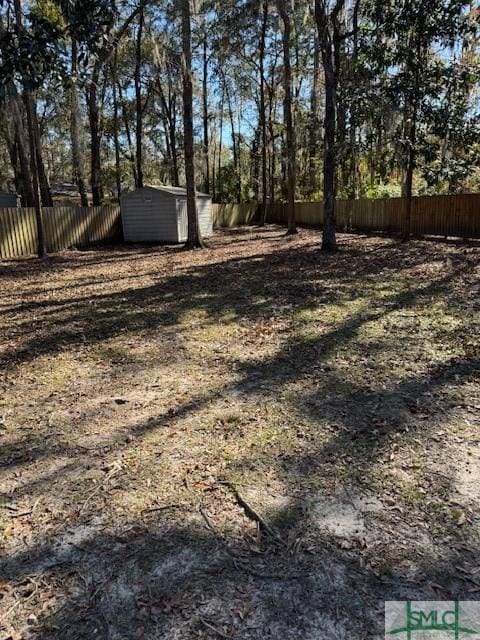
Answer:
[{"left": 0, "top": 226, "right": 479, "bottom": 640}]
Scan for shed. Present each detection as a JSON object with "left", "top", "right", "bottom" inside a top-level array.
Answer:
[
  {"left": 120, "top": 186, "right": 213, "bottom": 243},
  {"left": 0, "top": 192, "right": 19, "bottom": 208}
]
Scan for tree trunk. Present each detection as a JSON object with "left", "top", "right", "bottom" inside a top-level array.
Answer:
[
  {"left": 31, "top": 104, "right": 52, "bottom": 207},
  {"left": 157, "top": 77, "right": 180, "bottom": 187},
  {"left": 170, "top": 122, "right": 180, "bottom": 187},
  {"left": 348, "top": 0, "right": 361, "bottom": 202},
  {"left": 333, "top": 11, "right": 346, "bottom": 199},
  {"left": 71, "top": 40, "right": 89, "bottom": 206},
  {"left": 258, "top": 0, "right": 269, "bottom": 225},
  {"left": 5, "top": 128, "right": 20, "bottom": 193},
  {"left": 9, "top": 96, "right": 35, "bottom": 206},
  {"left": 112, "top": 74, "right": 122, "bottom": 201},
  {"left": 315, "top": 0, "right": 338, "bottom": 252},
  {"left": 134, "top": 8, "right": 144, "bottom": 189},
  {"left": 180, "top": 0, "right": 204, "bottom": 249},
  {"left": 309, "top": 31, "right": 321, "bottom": 196},
  {"left": 10, "top": 0, "right": 45, "bottom": 254},
  {"left": 269, "top": 119, "right": 276, "bottom": 203},
  {"left": 402, "top": 26, "right": 424, "bottom": 243},
  {"left": 4, "top": 102, "right": 35, "bottom": 207},
  {"left": 118, "top": 78, "right": 138, "bottom": 186},
  {"left": 277, "top": 0, "right": 297, "bottom": 235},
  {"left": 251, "top": 129, "right": 260, "bottom": 201},
  {"left": 11, "top": 0, "right": 51, "bottom": 210},
  {"left": 322, "top": 67, "right": 337, "bottom": 251},
  {"left": 25, "top": 92, "right": 46, "bottom": 258},
  {"left": 223, "top": 76, "right": 240, "bottom": 202},
  {"left": 202, "top": 34, "right": 210, "bottom": 193},
  {"left": 218, "top": 90, "right": 224, "bottom": 198},
  {"left": 402, "top": 109, "right": 416, "bottom": 242},
  {"left": 88, "top": 67, "right": 103, "bottom": 206}
]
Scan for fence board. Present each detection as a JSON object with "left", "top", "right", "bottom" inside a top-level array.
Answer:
[
  {"left": 4, "top": 208, "right": 17, "bottom": 258},
  {"left": 213, "top": 203, "right": 260, "bottom": 227},
  {"left": 15, "top": 208, "right": 27, "bottom": 256},
  {"left": 6, "top": 208, "right": 19, "bottom": 257},
  {"left": 0, "top": 205, "right": 121, "bottom": 259},
  {"left": 0, "top": 208, "right": 8, "bottom": 258}
]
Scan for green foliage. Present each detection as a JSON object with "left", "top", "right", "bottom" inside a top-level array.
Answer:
[
  {"left": 214, "top": 163, "right": 239, "bottom": 203},
  {"left": 0, "top": 0, "right": 65, "bottom": 89},
  {"left": 63, "top": 0, "right": 116, "bottom": 53},
  {"left": 0, "top": 0, "right": 478, "bottom": 204},
  {"left": 356, "top": 0, "right": 479, "bottom": 196},
  {"left": 364, "top": 183, "right": 402, "bottom": 199}
]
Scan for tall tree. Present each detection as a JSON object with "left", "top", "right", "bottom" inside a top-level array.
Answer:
[
  {"left": 258, "top": 0, "right": 269, "bottom": 224},
  {"left": 134, "top": 7, "right": 145, "bottom": 189},
  {"left": 365, "top": 0, "right": 477, "bottom": 240},
  {"left": 0, "top": 0, "right": 57, "bottom": 256},
  {"left": 314, "top": 0, "right": 348, "bottom": 252},
  {"left": 180, "top": 0, "right": 205, "bottom": 249},
  {"left": 276, "top": 0, "right": 297, "bottom": 235},
  {"left": 80, "top": 3, "right": 144, "bottom": 205},
  {"left": 70, "top": 39, "right": 89, "bottom": 206},
  {"left": 24, "top": 91, "right": 46, "bottom": 256},
  {"left": 308, "top": 27, "right": 322, "bottom": 196},
  {"left": 202, "top": 20, "right": 210, "bottom": 193}
]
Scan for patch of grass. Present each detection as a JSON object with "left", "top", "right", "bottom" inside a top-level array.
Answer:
[{"left": 29, "top": 354, "right": 81, "bottom": 390}]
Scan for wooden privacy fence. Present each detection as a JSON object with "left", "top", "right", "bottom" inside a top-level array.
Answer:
[
  {"left": 267, "top": 193, "right": 480, "bottom": 239},
  {"left": 0, "top": 205, "right": 122, "bottom": 259},
  {"left": 213, "top": 202, "right": 260, "bottom": 228},
  {"left": 214, "top": 194, "right": 480, "bottom": 238},
  {"left": 3, "top": 196, "right": 478, "bottom": 259}
]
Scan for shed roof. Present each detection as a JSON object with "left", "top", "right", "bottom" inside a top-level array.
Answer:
[{"left": 124, "top": 185, "right": 211, "bottom": 199}]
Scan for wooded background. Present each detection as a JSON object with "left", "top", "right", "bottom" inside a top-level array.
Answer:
[{"left": 0, "top": 0, "right": 478, "bottom": 210}]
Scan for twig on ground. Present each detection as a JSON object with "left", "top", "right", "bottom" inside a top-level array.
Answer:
[
  {"left": 79, "top": 465, "right": 121, "bottom": 514},
  {"left": 142, "top": 503, "right": 185, "bottom": 514},
  {"left": 234, "top": 561, "right": 313, "bottom": 581},
  {"left": 3, "top": 503, "right": 20, "bottom": 512},
  {"left": 90, "top": 571, "right": 115, "bottom": 603},
  {"left": 198, "top": 503, "right": 221, "bottom": 535},
  {"left": 5, "top": 577, "right": 39, "bottom": 617},
  {"left": 199, "top": 617, "right": 232, "bottom": 639},
  {"left": 10, "top": 497, "right": 41, "bottom": 519},
  {"left": 227, "top": 482, "right": 285, "bottom": 545}
]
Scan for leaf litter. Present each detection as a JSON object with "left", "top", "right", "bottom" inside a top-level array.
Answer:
[{"left": 0, "top": 227, "right": 479, "bottom": 639}]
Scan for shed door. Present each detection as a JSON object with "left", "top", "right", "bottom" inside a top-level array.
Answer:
[{"left": 177, "top": 199, "right": 188, "bottom": 243}]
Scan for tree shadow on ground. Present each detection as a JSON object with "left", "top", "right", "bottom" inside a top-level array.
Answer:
[
  {"left": 1, "top": 230, "right": 479, "bottom": 638},
  {"left": 1, "top": 471, "right": 479, "bottom": 639},
  {"left": 2, "top": 248, "right": 476, "bottom": 470},
  {"left": 1, "top": 230, "right": 476, "bottom": 369}
]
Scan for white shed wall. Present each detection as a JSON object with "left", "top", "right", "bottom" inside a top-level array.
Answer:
[
  {"left": 121, "top": 188, "right": 213, "bottom": 244},
  {"left": 176, "top": 198, "right": 213, "bottom": 243},
  {"left": 198, "top": 198, "right": 213, "bottom": 238},
  {"left": 121, "top": 190, "right": 179, "bottom": 243},
  {"left": 177, "top": 199, "right": 188, "bottom": 242}
]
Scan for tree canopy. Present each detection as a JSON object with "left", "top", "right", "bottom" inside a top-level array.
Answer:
[{"left": 0, "top": 0, "right": 478, "bottom": 247}]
